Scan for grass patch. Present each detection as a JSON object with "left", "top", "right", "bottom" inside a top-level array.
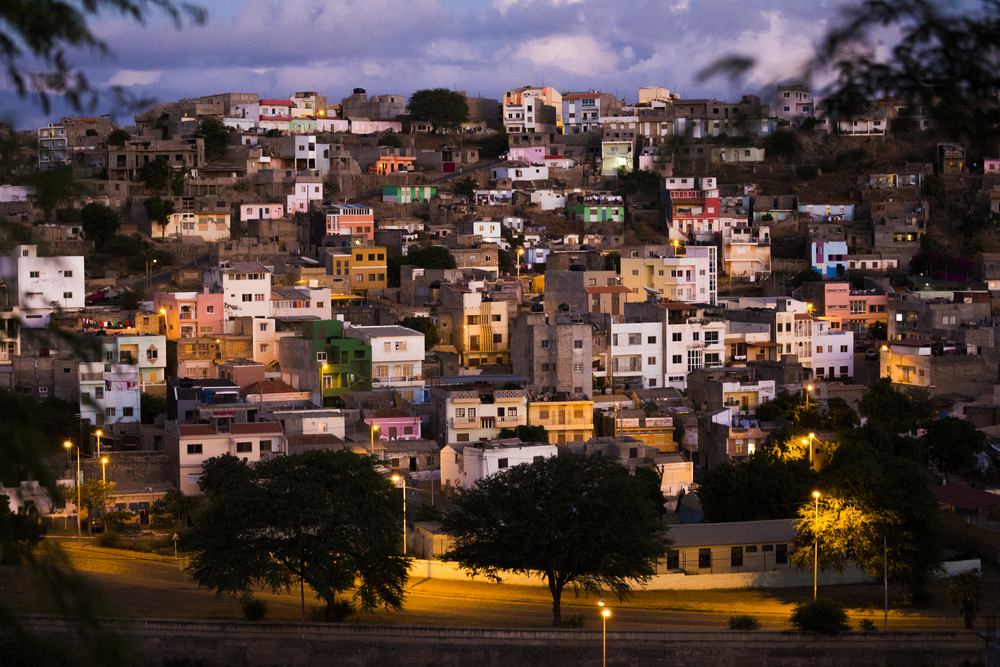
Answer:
[{"left": 93, "top": 532, "right": 178, "bottom": 556}]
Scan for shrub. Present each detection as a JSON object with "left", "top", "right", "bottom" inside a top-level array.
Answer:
[
  {"left": 728, "top": 614, "right": 761, "bottom": 630},
  {"left": 94, "top": 530, "right": 124, "bottom": 549},
  {"left": 240, "top": 597, "right": 269, "bottom": 621},
  {"left": 308, "top": 597, "right": 356, "bottom": 622},
  {"left": 789, "top": 598, "right": 850, "bottom": 635},
  {"left": 560, "top": 613, "right": 586, "bottom": 628},
  {"left": 859, "top": 618, "right": 877, "bottom": 632}
]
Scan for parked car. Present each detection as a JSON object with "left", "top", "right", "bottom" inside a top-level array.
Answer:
[{"left": 865, "top": 347, "right": 878, "bottom": 360}]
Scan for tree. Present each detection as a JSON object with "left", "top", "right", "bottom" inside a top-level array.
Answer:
[
  {"left": 923, "top": 416, "right": 985, "bottom": 482},
  {"left": 869, "top": 321, "right": 887, "bottom": 341},
  {"left": 60, "top": 480, "right": 116, "bottom": 533},
  {"left": 789, "top": 598, "right": 850, "bottom": 635},
  {"left": 387, "top": 246, "right": 457, "bottom": 285},
  {"left": 764, "top": 131, "right": 801, "bottom": 162},
  {"left": 495, "top": 424, "right": 549, "bottom": 442},
  {"left": 25, "top": 165, "right": 89, "bottom": 218},
  {"left": 397, "top": 317, "right": 440, "bottom": 350},
  {"left": 948, "top": 571, "right": 986, "bottom": 629},
  {"left": 407, "top": 89, "right": 469, "bottom": 134},
  {"left": 792, "top": 427, "right": 942, "bottom": 600},
  {"left": 0, "top": 494, "right": 46, "bottom": 565},
  {"left": 140, "top": 392, "right": 168, "bottom": 425},
  {"left": 195, "top": 118, "right": 230, "bottom": 162},
  {"left": 144, "top": 195, "right": 175, "bottom": 238},
  {"left": 377, "top": 133, "right": 402, "bottom": 148},
  {"left": 185, "top": 451, "right": 409, "bottom": 620},
  {"left": 80, "top": 203, "right": 120, "bottom": 251},
  {"left": 604, "top": 251, "right": 621, "bottom": 273},
  {"left": 116, "top": 287, "right": 144, "bottom": 311},
  {"left": 149, "top": 488, "right": 197, "bottom": 527},
  {"left": 442, "top": 452, "right": 670, "bottom": 626},
  {"left": 138, "top": 156, "right": 173, "bottom": 191},
  {"left": 475, "top": 128, "right": 509, "bottom": 159},
  {"left": 1, "top": 0, "right": 204, "bottom": 113},
  {"left": 107, "top": 129, "right": 130, "bottom": 147},
  {"left": 858, "top": 378, "right": 930, "bottom": 434},
  {"left": 825, "top": 397, "right": 860, "bottom": 432},
  {"left": 698, "top": 449, "right": 816, "bottom": 522},
  {"left": 455, "top": 176, "right": 477, "bottom": 202},
  {"left": 791, "top": 268, "right": 823, "bottom": 288}
]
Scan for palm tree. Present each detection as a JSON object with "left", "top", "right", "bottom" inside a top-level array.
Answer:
[{"left": 947, "top": 571, "right": 985, "bottom": 629}]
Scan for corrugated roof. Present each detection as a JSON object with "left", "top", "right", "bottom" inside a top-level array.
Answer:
[
  {"left": 586, "top": 286, "right": 631, "bottom": 294},
  {"left": 934, "top": 484, "right": 1000, "bottom": 510},
  {"left": 230, "top": 422, "right": 283, "bottom": 435},
  {"left": 241, "top": 379, "right": 302, "bottom": 397},
  {"left": 667, "top": 519, "right": 797, "bottom": 548},
  {"left": 178, "top": 424, "right": 216, "bottom": 437}
]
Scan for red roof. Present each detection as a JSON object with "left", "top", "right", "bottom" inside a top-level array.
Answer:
[
  {"left": 178, "top": 424, "right": 215, "bottom": 437},
  {"left": 586, "top": 285, "right": 631, "bottom": 294},
  {"left": 260, "top": 99, "right": 293, "bottom": 106},
  {"left": 934, "top": 485, "right": 1000, "bottom": 511},
  {"left": 231, "top": 422, "right": 283, "bottom": 435},
  {"left": 563, "top": 93, "right": 602, "bottom": 100}
]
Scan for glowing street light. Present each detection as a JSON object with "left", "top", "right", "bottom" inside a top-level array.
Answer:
[
  {"left": 517, "top": 247, "right": 524, "bottom": 280},
  {"left": 371, "top": 423, "right": 379, "bottom": 453},
  {"left": 598, "top": 598, "right": 611, "bottom": 667},
  {"left": 391, "top": 474, "right": 417, "bottom": 555},
  {"left": 63, "top": 441, "right": 81, "bottom": 541},
  {"left": 801, "top": 432, "right": 819, "bottom": 468},
  {"left": 804, "top": 384, "right": 814, "bottom": 409},
  {"left": 813, "top": 490, "right": 821, "bottom": 599},
  {"left": 101, "top": 456, "right": 108, "bottom": 485},
  {"left": 95, "top": 429, "right": 102, "bottom": 458}
]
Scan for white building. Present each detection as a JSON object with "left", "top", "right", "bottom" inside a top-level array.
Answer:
[
  {"left": 343, "top": 325, "right": 426, "bottom": 403},
  {"left": 287, "top": 179, "right": 324, "bottom": 214},
  {"left": 79, "top": 361, "right": 140, "bottom": 428},
  {"left": 101, "top": 333, "right": 167, "bottom": 388},
  {"left": 490, "top": 165, "right": 549, "bottom": 181},
  {"left": 610, "top": 320, "right": 665, "bottom": 389},
  {"left": 0, "top": 245, "right": 85, "bottom": 327},
  {"left": 441, "top": 440, "right": 557, "bottom": 491},
  {"left": 165, "top": 422, "right": 287, "bottom": 496},
  {"left": 270, "top": 287, "right": 332, "bottom": 321},
  {"left": 470, "top": 220, "right": 503, "bottom": 244},
  {"left": 431, "top": 386, "right": 529, "bottom": 445},
  {"left": 529, "top": 190, "right": 567, "bottom": 211},
  {"left": 663, "top": 303, "right": 727, "bottom": 389},
  {"left": 204, "top": 262, "right": 273, "bottom": 334}
]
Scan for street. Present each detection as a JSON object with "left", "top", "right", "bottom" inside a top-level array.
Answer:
[{"left": 4, "top": 538, "right": 974, "bottom": 631}]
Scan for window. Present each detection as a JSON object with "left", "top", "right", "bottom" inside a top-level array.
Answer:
[
  {"left": 491, "top": 314, "right": 502, "bottom": 322},
  {"left": 541, "top": 363, "right": 550, "bottom": 372},
  {"left": 672, "top": 354, "right": 682, "bottom": 364},
  {"left": 186, "top": 444, "right": 203, "bottom": 455},
  {"left": 541, "top": 340, "right": 549, "bottom": 349},
  {"left": 692, "top": 332, "right": 700, "bottom": 341},
  {"left": 775, "top": 544, "right": 788, "bottom": 564},
  {"left": 704, "top": 331, "right": 718, "bottom": 344},
  {"left": 395, "top": 341, "right": 407, "bottom": 351},
  {"left": 672, "top": 333, "right": 681, "bottom": 342},
  {"left": 255, "top": 294, "right": 264, "bottom": 302},
  {"left": 840, "top": 345, "right": 848, "bottom": 353},
  {"left": 840, "top": 365, "right": 849, "bottom": 375},
  {"left": 574, "top": 340, "right": 583, "bottom": 349},
  {"left": 698, "top": 548, "right": 712, "bottom": 568},
  {"left": 105, "top": 407, "right": 116, "bottom": 417},
  {"left": 30, "top": 271, "right": 39, "bottom": 278},
  {"left": 242, "top": 294, "right": 252, "bottom": 302},
  {"left": 206, "top": 305, "right": 214, "bottom": 314},
  {"left": 260, "top": 323, "right": 268, "bottom": 332},
  {"left": 369, "top": 274, "right": 376, "bottom": 282},
  {"left": 236, "top": 442, "right": 252, "bottom": 453},
  {"left": 628, "top": 334, "right": 640, "bottom": 345},
  {"left": 493, "top": 333, "right": 502, "bottom": 344},
  {"left": 455, "top": 408, "right": 465, "bottom": 418},
  {"left": 63, "top": 292, "right": 72, "bottom": 299},
  {"left": 63, "top": 270, "right": 72, "bottom": 277},
  {"left": 573, "top": 363, "right": 583, "bottom": 372},
  {"left": 146, "top": 349, "right": 158, "bottom": 360},
  {"left": 497, "top": 458, "right": 508, "bottom": 469},
  {"left": 647, "top": 356, "right": 656, "bottom": 365},
  {"left": 259, "top": 344, "right": 268, "bottom": 352},
  {"left": 731, "top": 546, "right": 744, "bottom": 567},
  {"left": 123, "top": 407, "right": 133, "bottom": 417},
  {"left": 666, "top": 550, "right": 680, "bottom": 569}
]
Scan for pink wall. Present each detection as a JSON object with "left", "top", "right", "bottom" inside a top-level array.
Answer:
[
  {"left": 154, "top": 292, "right": 225, "bottom": 339},
  {"left": 365, "top": 416, "right": 421, "bottom": 440},
  {"left": 509, "top": 146, "right": 546, "bottom": 165}
]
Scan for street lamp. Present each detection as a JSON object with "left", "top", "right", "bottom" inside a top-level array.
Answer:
[
  {"left": 371, "top": 423, "right": 379, "bottom": 453},
  {"left": 146, "top": 258, "right": 157, "bottom": 288},
  {"left": 95, "top": 429, "right": 102, "bottom": 458},
  {"left": 804, "top": 384, "right": 813, "bottom": 409},
  {"left": 801, "top": 432, "right": 819, "bottom": 468},
  {"left": 391, "top": 474, "right": 417, "bottom": 555},
  {"left": 516, "top": 248, "right": 524, "bottom": 280},
  {"left": 598, "top": 598, "right": 610, "bottom": 667},
  {"left": 881, "top": 344, "right": 890, "bottom": 382},
  {"left": 813, "top": 490, "right": 821, "bottom": 599},
  {"left": 101, "top": 456, "right": 108, "bottom": 485},
  {"left": 63, "top": 441, "right": 81, "bottom": 541}
]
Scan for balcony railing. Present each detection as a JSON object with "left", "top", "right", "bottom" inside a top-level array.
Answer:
[
  {"left": 497, "top": 416, "right": 525, "bottom": 425},
  {"left": 373, "top": 375, "right": 423, "bottom": 383},
  {"left": 452, "top": 417, "right": 478, "bottom": 428}
]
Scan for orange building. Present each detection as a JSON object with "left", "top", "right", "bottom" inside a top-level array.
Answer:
[{"left": 325, "top": 204, "right": 375, "bottom": 241}]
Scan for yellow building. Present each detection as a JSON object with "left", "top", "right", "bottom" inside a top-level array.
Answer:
[
  {"left": 329, "top": 246, "right": 388, "bottom": 297},
  {"left": 528, "top": 398, "right": 594, "bottom": 445}
]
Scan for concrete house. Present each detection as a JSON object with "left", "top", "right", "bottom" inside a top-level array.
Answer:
[{"left": 440, "top": 440, "right": 556, "bottom": 492}]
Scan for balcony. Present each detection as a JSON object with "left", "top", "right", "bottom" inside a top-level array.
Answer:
[
  {"left": 497, "top": 415, "right": 526, "bottom": 426},
  {"left": 373, "top": 375, "right": 423, "bottom": 384},
  {"left": 452, "top": 417, "right": 478, "bottom": 428}
]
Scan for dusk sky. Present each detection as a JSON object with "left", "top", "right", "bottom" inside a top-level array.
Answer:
[{"left": 5, "top": 0, "right": 859, "bottom": 131}]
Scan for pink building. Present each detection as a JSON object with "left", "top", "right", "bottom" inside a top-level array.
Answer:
[
  {"left": 508, "top": 146, "right": 546, "bottom": 165},
  {"left": 986, "top": 158, "right": 1000, "bottom": 174},
  {"left": 802, "top": 282, "right": 887, "bottom": 337},
  {"left": 154, "top": 291, "right": 225, "bottom": 339},
  {"left": 364, "top": 408, "right": 421, "bottom": 441},
  {"left": 241, "top": 203, "right": 286, "bottom": 221}
]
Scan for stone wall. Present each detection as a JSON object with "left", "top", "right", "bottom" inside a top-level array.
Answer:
[{"left": 17, "top": 616, "right": 986, "bottom": 667}]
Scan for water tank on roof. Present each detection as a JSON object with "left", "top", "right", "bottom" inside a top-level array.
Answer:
[
  {"left": 531, "top": 303, "right": 544, "bottom": 312},
  {"left": 353, "top": 88, "right": 366, "bottom": 95},
  {"left": 558, "top": 303, "right": 570, "bottom": 312}
]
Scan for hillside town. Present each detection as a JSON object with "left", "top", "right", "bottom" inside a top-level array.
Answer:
[{"left": 2, "top": 78, "right": 1000, "bottom": 646}]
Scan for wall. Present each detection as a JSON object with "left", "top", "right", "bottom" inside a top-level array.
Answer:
[{"left": 17, "top": 616, "right": 986, "bottom": 667}]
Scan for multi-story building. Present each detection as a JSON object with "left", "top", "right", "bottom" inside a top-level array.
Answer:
[
  {"left": 166, "top": 421, "right": 287, "bottom": 495},
  {"left": 722, "top": 222, "right": 771, "bottom": 279},
  {"left": 687, "top": 368, "right": 776, "bottom": 418},
  {"left": 323, "top": 204, "right": 375, "bottom": 241},
  {"left": 440, "top": 439, "right": 556, "bottom": 492},
  {"left": 79, "top": 360, "right": 140, "bottom": 428},
  {"left": 799, "top": 282, "right": 887, "bottom": 339},
  {"left": 108, "top": 136, "right": 204, "bottom": 181},
  {"left": 620, "top": 244, "right": 717, "bottom": 305},
  {"left": 38, "top": 125, "right": 68, "bottom": 170},
  {"left": 440, "top": 284, "right": 510, "bottom": 367},
  {"left": 203, "top": 262, "right": 272, "bottom": 334},
  {"left": 887, "top": 290, "right": 992, "bottom": 341},
  {"left": 527, "top": 396, "right": 594, "bottom": 445},
  {"left": 512, "top": 312, "right": 593, "bottom": 398},
  {"left": 809, "top": 235, "right": 849, "bottom": 279},
  {"left": 663, "top": 177, "right": 720, "bottom": 242},
  {"left": 430, "top": 384, "right": 529, "bottom": 446},
  {"left": 278, "top": 320, "right": 372, "bottom": 406},
  {"left": 561, "top": 92, "right": 624, "bottom": 134},
  {"left": 160, "top": 208, "right": 231, "bottom": 241},
  {"left": 343, "top": 325, "right": 425, "bottom": 403},
  {"left": 286, "top": 179, "right": 324, "bottom": 214},
  {"left": 662, "top": 302, "right": 727, "bottom": 389},
  {"left": 165, "top": 335, "right": 252, "bottom": 379},
  {"left": 0, "top": 245, "right": 85, "bottom": 327},
  {"left": 154, "top": 291, "right": 225, "bottom": 339},
  {"left": 775, "top": 84, "right": 814, "bottom": 126},
  {"left": 99, "top": 333, "right": 167, "bottom": 389},
  {"left": 269, "top": 287, "right": 332, "bottom": 321},
  {"left": 324, "top": 246, "right": 388, "bottom": 297},
  {"left": 503, "top": 86, "right": 563, "bottom": 134},
  {"left": 601, "top": 139, "right": 635, "bottom": 176},
  {"left": 609, "top": 318, "right": 665, "bottom": 390}
]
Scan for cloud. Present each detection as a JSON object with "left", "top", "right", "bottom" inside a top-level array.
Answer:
[
  {"left": 514, "top": 34, "right": 620, "bottom": 77},
  {"left": 105, "top": 69, "right": 161, "bottom": 86},
  {"left": 492, "top": 0, "right": 583, "bottom": 18}
]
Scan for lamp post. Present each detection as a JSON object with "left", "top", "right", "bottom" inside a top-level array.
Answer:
[
  {"left": 101, "top": 456, "right": 108, "bottom": 485},
  {"left": 146, "top": 258, "right": 157, "bottom": 289},
  {"left": 371, "top": 423, "right": 379, "bottom": 454},
  {"left": 320, "top": 363, "right": 329, "bottom": 407},
  {"left": 516, "top": 248, "right": 524, "bottom": 280},
  {"left": 804, "top": 384, "right": 813, "bottom": 409},
  {"left": 881, "top": 344, "right": 890, "bottom": 382},
  {"left": 813, "top": 490, "right": 821, "bottom": 599},
  {"left": 391, "top": 474, "right": 416, "bottom": 555},
  {"left": 159, "top": 308, "right": 167, "bottom": 335},
  {"left": 598, "top": 598, "right": 610, "bottom": 667},
  {"left": 63, "top": 441, "right": 81, "bottom": 541},
  {"left": 95, "top": 429, "right": 102, "bottom": 459},
  {"left": 801, "top": 432, "right": 818, "bottom": 469}
]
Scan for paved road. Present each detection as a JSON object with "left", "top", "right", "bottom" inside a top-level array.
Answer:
[
  {"left": 118, "top": 251, "right": 209, "bottom": 292},
  {"left": 19, "top": 539, "right": 965, "bottom": 631}
]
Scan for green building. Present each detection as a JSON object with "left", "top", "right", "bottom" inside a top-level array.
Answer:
[
  {"left": 382, "top": 185, "right": 437, "bottom": 204},
  {"left": 296, "top": 320, "right": 372, "bottom": 406}
]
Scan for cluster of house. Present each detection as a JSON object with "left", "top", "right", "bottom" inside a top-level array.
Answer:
[{"left": 4, "top": 81, "right": 1000, "bottom": 569}]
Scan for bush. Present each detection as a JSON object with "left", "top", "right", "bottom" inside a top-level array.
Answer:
[
  {"left": 240, "top": 597, "right": 269, "bottom": 621},
  {"left": 789, "top": 598, "right": 850, "bottom": 635},
  {"left": 309, "top": 597, "right": 356, "bottom": 622},
  {"left": 94, "top": 530, "right": 124, "bottom": 549},
  {"left": 859, "top": 618, "right": 877, "bottom": 632},
  {"left": 560, "top": 613, "right": 586, "bottom": 628},
  {"left": 728, "top": 614, "right": 762, "bottom": 630}
]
